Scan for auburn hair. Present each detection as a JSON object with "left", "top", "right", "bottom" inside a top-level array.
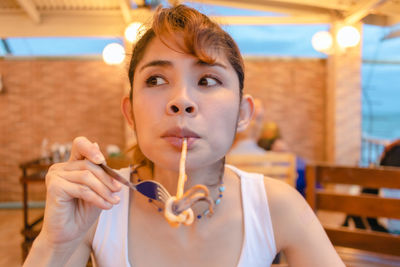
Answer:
[
  {"left": 126, "top": 4, "right": 244, "bottom": 167},
  {"left": 128, "top": 4, "right": 244, "bottom": 100}
]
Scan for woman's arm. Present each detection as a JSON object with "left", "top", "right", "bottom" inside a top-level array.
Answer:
[
  {"left": 24, "top": 228, "right": 92, "bottom": 267},
  {"left": 63, "top": 220, "right": 98, "bottom": 266},
  {"left": 265, "top": 178, "right": 345, "bottom": 267},
  {"left": 23, "top": 137, "right": 121, "bottom": 267}
]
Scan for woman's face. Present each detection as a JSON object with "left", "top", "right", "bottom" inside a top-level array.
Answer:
[{"left": 130, "top": 36, "right": 246, "bottom": 171}]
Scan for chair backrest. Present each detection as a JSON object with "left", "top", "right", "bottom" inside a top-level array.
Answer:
[
  {"left": 306, "top": 164, "right": 400, "bottom": 256},
  {"left": 226, "top": 152, "right": 297, "bottom": 186}
]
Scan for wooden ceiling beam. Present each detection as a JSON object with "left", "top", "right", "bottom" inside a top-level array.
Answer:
[
  {"left": 362, "top": 13, "right": 400, "bottom": 26},
  {"left": 168, "top": 0, "right": 182, "bottom": 6},
  {"left": 0, "top": 10, "right": 152, "bottom": 37},
  {"left": 132, "top": 0, "right": 145, "bottom": 7},
  {"left": 212, "top": 14, "right": 331, "bottom": 25},
  {"left": 387, "top": 17, "right": 400, "bottom": 26},
  {"left": 344, "top": 0, "right": 389, "bottom": 25},
  {"left": 0, "top": 8, "right": 332, "bottom": 38},
  {"left": 374, "top": 3, "right": 400, "bottom": 18},
  {"left": 189, "top": 0, "right": 332, "bottom": 16},
  {"left": 15, "top": 0, "right": 40, "bottom": 23},
  {"left": 362, "top": 14, "right": 389, "bottom": 26},
  {"left": 119, "top": 0, "right": 133, "bottom": 24},
  {"left": 260, "top": 0, "right": 348, "bottom": 11}
]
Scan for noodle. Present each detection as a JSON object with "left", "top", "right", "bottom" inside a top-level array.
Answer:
[{"left": 163, "top": 138, "right": 213, "bottom": 227}]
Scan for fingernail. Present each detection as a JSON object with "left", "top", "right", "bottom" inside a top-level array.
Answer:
[
  {"left": 94, "top": 142, "right": 100, "bottom": 149},
  {"left": 112, "top": 179, "right": 122, "bottom": 189},
  {"left": 104, "top": 202, "right": 113, "bottom": 209},
  {"left": 94, "top": 154, "right": 105, "bottom": 164},
  {"left": 113, "top": 195, "right": 120, "bottom": 203}
]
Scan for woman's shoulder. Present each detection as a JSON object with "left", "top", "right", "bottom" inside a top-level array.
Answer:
[
  {"left": 262, "top": 178, "right": 345, "bottom": 265},
  {"left": 262, "top": 177, "right": 316, "bottom": 249},
  {"left": 263, "top": 176, "right": 303, "bottom": 205},
  {"left": 263, "top": 176, "right": 311, "bottom": 221}
]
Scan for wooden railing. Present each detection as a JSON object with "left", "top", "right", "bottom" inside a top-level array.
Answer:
[{"left": 306, "top": 164, "right": 400, "bottom": 257}]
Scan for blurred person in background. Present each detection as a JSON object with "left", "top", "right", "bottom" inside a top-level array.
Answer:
[
  {"left": 258, "top": 121, "right": 307, "bottom": 197},
  {"left": 257, "top": 121, "right": 281, "bottom": 151},
  {"left": 229, "top": 98, "right": 266, "bottom": 155},
  {"left": 379, "top": 139, "right": 400, "bottom": 234}
]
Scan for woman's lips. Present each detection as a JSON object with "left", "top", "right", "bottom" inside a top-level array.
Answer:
[
  {"left": 163, "top": 136, "right": 198, "bottom": 149},
  {"left": 161, "top": 127, "right": 200, "bottom": 149}
]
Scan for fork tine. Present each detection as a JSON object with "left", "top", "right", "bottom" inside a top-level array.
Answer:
[
  {"left": 157, "top": 187, "right": 170, "bottom": 202},
  {"left": 156, "top": 183, "right": 171, "bottom": 196},
  {"left": 157, "top": 195, "right": 168, "bottom": 203},
  {"left": 157, "top": 186, "right": 169, "bottom": 196}
]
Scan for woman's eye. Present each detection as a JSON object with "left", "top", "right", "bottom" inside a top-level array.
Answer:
[
  {"left": 198, "top": 76, "right": 221, "bottom": 87},
  {"left": 146, "top": 76, "right": 167, "bottom": 87}
]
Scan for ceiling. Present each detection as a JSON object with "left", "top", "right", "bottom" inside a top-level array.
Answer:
[{"left": 0, "top": 0, "right": 399, "bottom": 38}]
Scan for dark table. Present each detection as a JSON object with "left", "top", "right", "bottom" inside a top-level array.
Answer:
[{"left": 19, "top": 157, "right": 51, "bottom": 260}]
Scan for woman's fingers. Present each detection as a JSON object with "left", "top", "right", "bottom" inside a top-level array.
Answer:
[
  {"left": 58, "top": 169, "right": 120, "bottom": 206},
  {"left": 63, "top": 160, "right": 121, "bottom": 192},
  {"left": 69, "top": 136, "right": 105, "bottom": 164},
  {"left": 46, "top": 136, "right": 123, "bottom": 210},
  {"left": 55, "top": 177, "right": 115, "bottom": 210}
]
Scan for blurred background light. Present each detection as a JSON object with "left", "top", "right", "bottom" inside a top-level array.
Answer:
[
  {"left": 124, "top": 22, "right": 144, "bottom": 43},
  {"left": 311, "top": 31, "right": 333, "bottom": 53},
  {"left": 337, "top": 26, "right": 361, "bottom": 48},
  {"left": 102, "top": 43, "right": 125, "bottom": 65}
]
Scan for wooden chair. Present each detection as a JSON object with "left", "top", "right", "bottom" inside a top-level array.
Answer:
[
  {"left": 306, "top": 164, "right": 400, "bottom": 257},
  {"left": 226, "top": 152, "right": 297, "bottom": 187}
]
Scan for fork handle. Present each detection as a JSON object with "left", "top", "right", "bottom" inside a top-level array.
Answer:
[{"left": 99, "top": 163, "right": 137, "bottom": 191}]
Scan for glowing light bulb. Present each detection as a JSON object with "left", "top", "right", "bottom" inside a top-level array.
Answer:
[
  {"left": 102, "top": 43, "right": 125, "bottom": 65},
  {"left": 124, "top": 22, "right": 143, "bottom": 43},
  {"left": 311, "top": 31, "right": 333, "bottom": 53},
  {"left": 337, "top": 26, "right": 360, "bottom": 48}
]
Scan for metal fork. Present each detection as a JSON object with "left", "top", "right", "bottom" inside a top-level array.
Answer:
[{"left": 98, "top": 163, "right": 171, "bottom": 203}]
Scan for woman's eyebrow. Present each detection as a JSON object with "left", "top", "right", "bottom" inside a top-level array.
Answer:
[
  {"left": 139, "top": 60, "right": 172, "bottom": 72},
  {"left": 195, "top": 60, "right": 227, "bottom": 69}
]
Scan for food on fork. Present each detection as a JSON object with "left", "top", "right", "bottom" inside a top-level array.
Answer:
[{"left": 164, "top": 138, "right": 214, "bottom": 227}]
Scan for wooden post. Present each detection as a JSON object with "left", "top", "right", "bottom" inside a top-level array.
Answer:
[{"left": 325, "top": 21, "right": 362, "bottom": 165}]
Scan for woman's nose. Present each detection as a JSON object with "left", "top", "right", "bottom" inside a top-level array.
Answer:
[{"left": 166, "top": 91, "right": 198, "bottom": 116}]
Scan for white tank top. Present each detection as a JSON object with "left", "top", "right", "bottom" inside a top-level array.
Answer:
[{"left": 92, "top": 165, "right": 277, "bottom": 266}]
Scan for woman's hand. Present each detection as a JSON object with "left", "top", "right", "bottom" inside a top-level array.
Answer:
[{"left": 39, "top": 136, "right": 121, "bottom": 248}]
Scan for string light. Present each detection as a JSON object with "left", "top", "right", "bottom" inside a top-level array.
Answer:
[
  {"left": 311, "top": 26, "right": 361, "bottom": 54},
  {"left": 337, "top": 26, "right": 360, "bottom": 48},
  {"left": 311, "top": 31, "right": 333, "bottom": 53},
  {"left": 124, "top": 22, "right": 143, "bottom": 43},
  {"left": 102, "top": 43, "right": 125, "bottom": 65}
]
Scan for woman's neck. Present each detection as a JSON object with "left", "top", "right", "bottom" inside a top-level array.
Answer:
[{"left": 152, "top": 159, "right": 225, "bottom": 196}]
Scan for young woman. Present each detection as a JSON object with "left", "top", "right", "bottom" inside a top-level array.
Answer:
[{"left": 24, "top": 5, "right": 344, "bottom": 267}]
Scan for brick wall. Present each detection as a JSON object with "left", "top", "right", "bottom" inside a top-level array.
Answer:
[
  {"left": 0, "top": 59, "right": 127, "bottom": 201},
  {"left": 0, "top": 57, "right": 326, "bottom": 202},
  {"left": 244, "top": 57, "right": 326, "bottom": 162}
]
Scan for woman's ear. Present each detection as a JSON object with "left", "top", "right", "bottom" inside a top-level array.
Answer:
[
  {"left": 121, "top": 96, "right": 135, "bottom": 129},
  {"left": 236, "top": 94, "right": 255, "bottom": 132}
]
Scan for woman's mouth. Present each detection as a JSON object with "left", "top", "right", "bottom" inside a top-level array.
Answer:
[{"left": 161, "top": 127, "right": 200, "bottom": 149}]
